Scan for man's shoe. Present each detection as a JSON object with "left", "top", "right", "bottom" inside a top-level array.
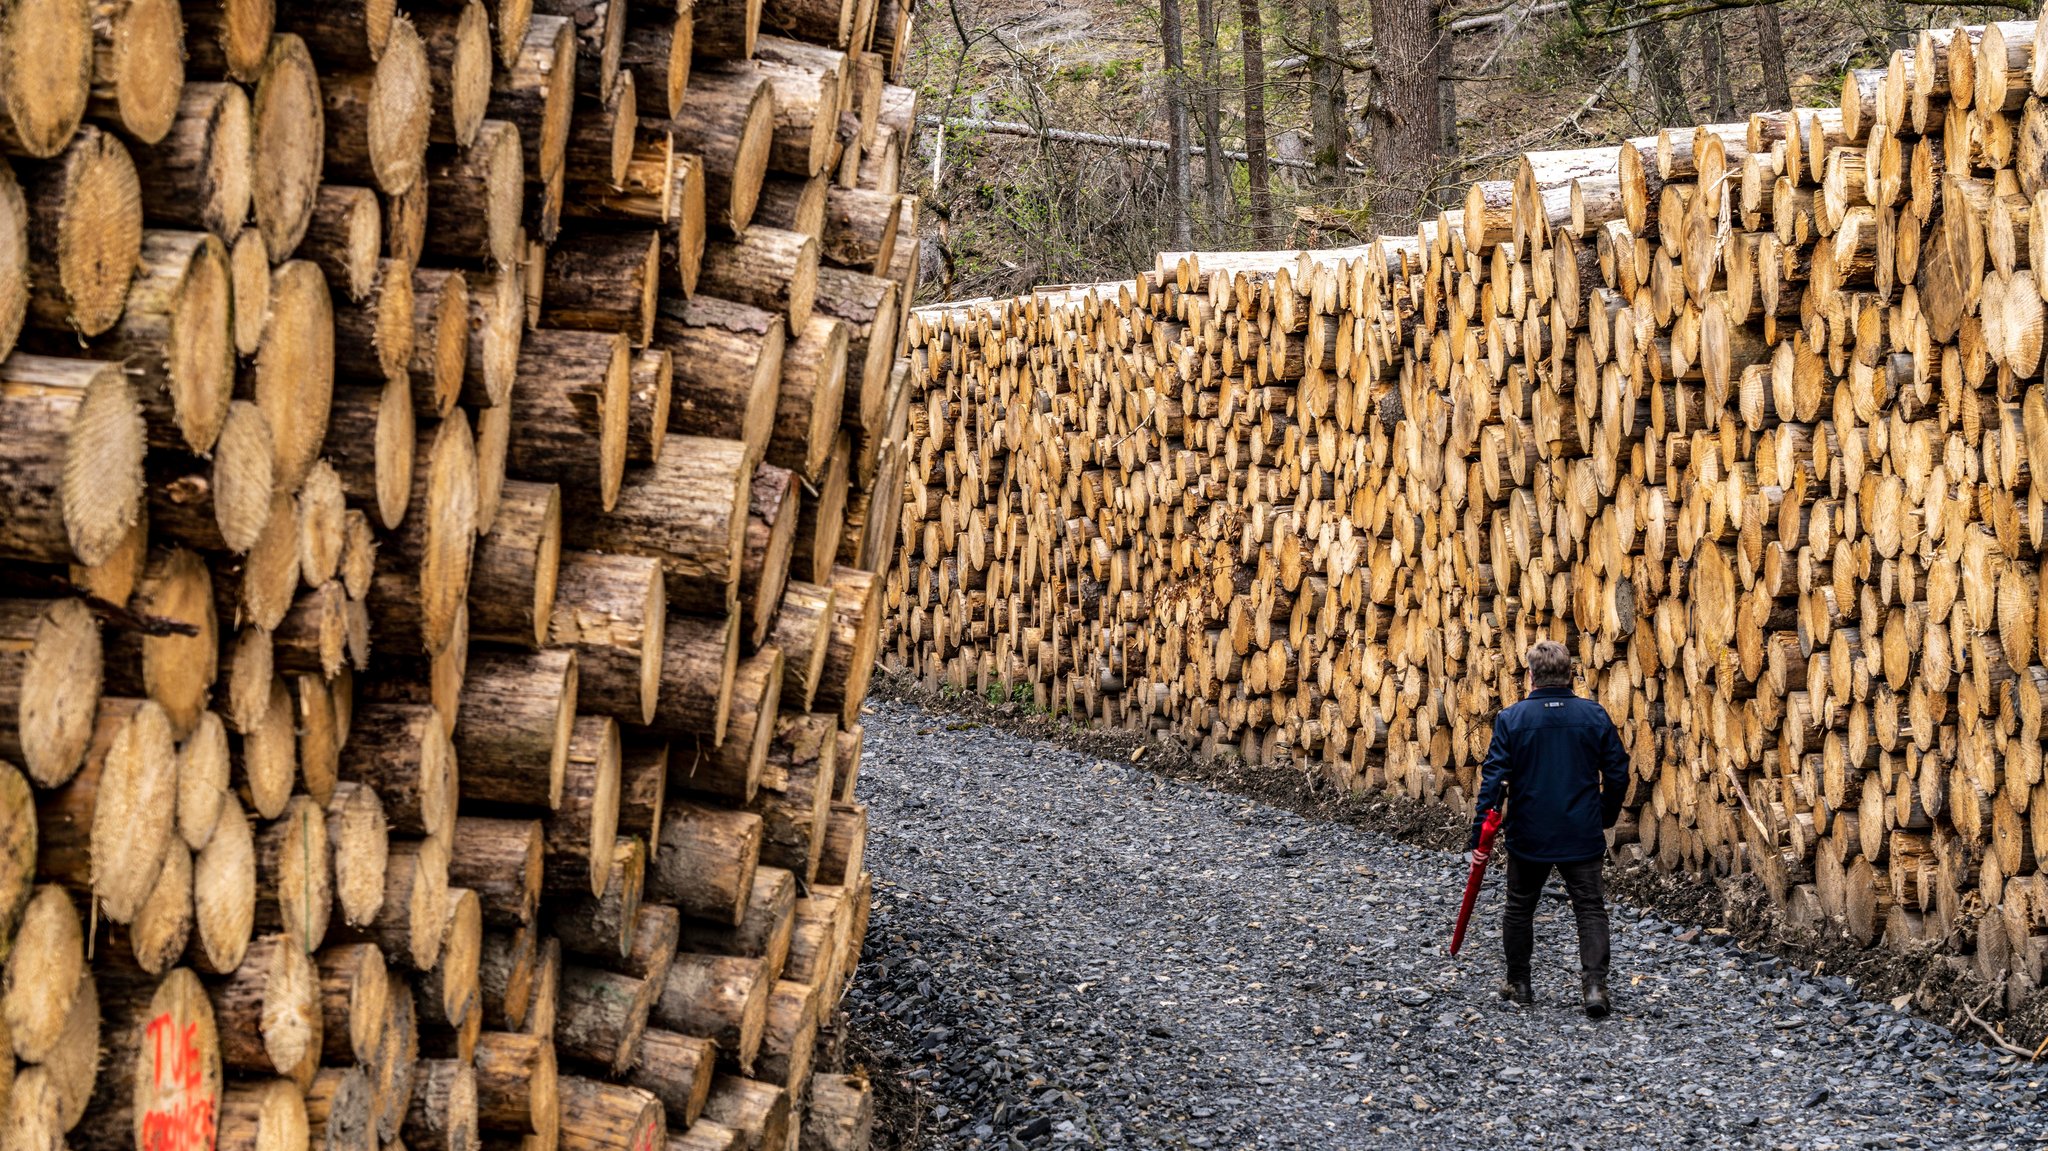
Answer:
[
  {"left": 1498, "top": 978, "right": 1533, "bottom": 1005},
  {"left": 1582, "top": 975, "right": 1611, "bottom": 1019}
]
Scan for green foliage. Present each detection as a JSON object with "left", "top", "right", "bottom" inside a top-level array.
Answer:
[
  {"left": 1536, "top": 15, "right": 1596, "bottom": 70},
  {"left": 1804, "top": 69, "right": 1846, "bottom": 105},
  {"left": 984, "top": 681, "right": 1041, "bottom": 709},
  {"left": 1056, "top": 57, "right": 1145, "bottom": 84}
]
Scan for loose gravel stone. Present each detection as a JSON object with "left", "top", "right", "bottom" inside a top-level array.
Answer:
[{"left": 844, "top": 700, "right": 2048, "bottom": 1150}]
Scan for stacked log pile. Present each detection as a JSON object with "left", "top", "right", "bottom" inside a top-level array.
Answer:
[
  {"left": 0, "top": 0, "right": 917, "bottom": 1147},
  {"left": 896, "top": 24, "right": 2048, "bottom": 1010}
]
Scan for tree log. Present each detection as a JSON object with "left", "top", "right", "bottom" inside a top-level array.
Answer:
[
  {"left": 648, "top": 801, "right": 762, "bottom": 926},
  {"left": 674, "top": 647, "right": 782, "bottom": 803},
  {"left": 698, "top": 225, "right": 816, "bottom": 330},
  {"left": 656, "top": 294, "right": 784, "bottom": 465},
  {"left": 563, "top": 435, "right": 753, "bottom": 615},
  {"left": 652, "top": 952, "right": 768, "bottom": 1075},
  {"left": 661, "top": 68, "right": 772, "bottom": 233},
  {"left": 548, "top": 714, "right": 623, "bottom": 896},
  {"left": 643, "top": 611, "right": 740, "bottom": 746}
]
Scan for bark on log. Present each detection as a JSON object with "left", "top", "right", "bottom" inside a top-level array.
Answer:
[
  {"left": 548, "top": 551, "right": 666, "bottom": 726},
  {"left": 788, "top": 432, "right": 846, "bottom": 583},
  {"left": 413, "top": 2, "right": 496, "bottom": 147},
  {"left": 811, "top": 267, "right": 895, "bottom": 444},
  {"left": 0, "top": 597, "right": 102, "bottom": 787},
  {"left": 740, "top": 464, "right": 797, "bottom": 649},
  {"left": 402, "top": 1059, "right": 479, "bottom": 1151},
  {"left": 626, "top": 1029, "right": 716, "bottom": 1128},
  {"left": 768, "top": 316, "right": 846, "bottom": 481},
  {"left": 449, "top": 817, "right": 545, "bottom": 928},
  {"left": 677, "top": 866, "right": 794, "bottom": 985},
  {"left": 306, "top": 1066, "right": 377, "bottom": 1151},
  {"left": 491, "top": 15, "right": 577, "bottom": 192},
  {"left": 338, "top": 702, "right": 455, "bottom": 842},
  {"left": 0, "top": 353, "right": 146, "bottom": 570},
  {"left": 555, "top": 966, "right": 653, "bottom": 1074},
  {"left": 423, "top": 120, "right": 526, "bottom": 268},
  {"left": 542, "top": 229, "right": 660, "bottom": 344},
  {"left": 751, "top": 711, "right": 836, "bottom": 881},
  {"left": 316, "top": 940, "right": 389, "bottom": 1065},
  {"left": 548, "top": 714, "right": 622, "bottom": 896},
  {"left": 562, "top": 435, "right": 753, "bottom": 615},
  {"left": 819, "top": 186, "right": 897, "bottom": 273},
  {"left": 410, "top": 266, "right": 474, "bottom": 418},
  {"left": 212, "top": 932, "right": 322, "bottom": 1087},
  {"left": 647, "top": 801, "right": 762, "bottom": 926},
  {"left": 469, "top": 479, "right": 563, "bottom": 648},
  {"left": 699, "top": 1078, "right": 787, "bottom": 1151},
  {"left": 764, "top": 581, "right": 833, "bottom": 711},
  {"left": 618, "top": 734, "right": 669, "bottom": 854},
  {"left": 799, "top": 1075, "right": 872, "bottom": 1151},
  {"left": 316, "top": 18, "right": 432, "bottom": 196},
  {"left": 661, "top": 69, "right": 773, "bottom": 233},
  {"left": 455, "top": 648, "right": 576, "bottom": 809},
  {"left": 556, "top": 1076, "right": 663, "bottom": 1151},
  {"left": 674, "top": 647, "right": 782, "bottom": 803},
  {"left": 815, "top": 564, "right": 880, "bottom": 726},
  {"left": 18, "top": 125, "right": 141, "bottom": 338},
  {"left": 694, "top": 0, "right": 764, "bottom": 59},
  {"left": 628, "top": 346, "right": 674, "bottom": 464},
  {"left": 755, "top": 979, "right": 817, "bottom": 1097},
  {"left": 652, "top": 951, "right": 769, "bottom": 1075},
  {"left": 698, "top": 225, "right": 816, "bottom": 330},
  {"left": 656, "top": 294, "right": 785, "bottom": 466},
  {"left": 368, "top": 411, "right": 478, "bottom": 657},
  {"left": 507, "top": 327, "right": 630, "bottom": 511}
]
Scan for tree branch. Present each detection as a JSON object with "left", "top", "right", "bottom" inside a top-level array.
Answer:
[
  {"left": 1271, "top": 2, "right": 1571, "bottom": 71},
  {"left": 1570, "top": 0, "right": 2026, "bottom": 37},
  {"left": 917, "top": 114, "right": 1368, "bottom": 172}
]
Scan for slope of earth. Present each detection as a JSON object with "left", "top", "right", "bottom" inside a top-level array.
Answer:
[{"left": 843, "top": 699, "right": 2048, "bottom": 1150}]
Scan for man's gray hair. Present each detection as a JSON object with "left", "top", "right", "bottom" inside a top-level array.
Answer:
[{"left": 1527, "top": 640, "right": 1573, "bottom": 688}]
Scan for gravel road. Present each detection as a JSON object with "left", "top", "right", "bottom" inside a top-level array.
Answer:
[{"left": 843, "top": 699, "right": 2048, "bottom": 1150}]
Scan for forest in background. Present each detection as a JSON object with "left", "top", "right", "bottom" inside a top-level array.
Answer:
[{"left": 903, "top": 0, "right": 2030, "bottom": 299}]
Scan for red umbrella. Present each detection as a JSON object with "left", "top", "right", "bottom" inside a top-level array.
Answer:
[{"left": 1449, "top": 808, "right": 1503, "bottom": 956}]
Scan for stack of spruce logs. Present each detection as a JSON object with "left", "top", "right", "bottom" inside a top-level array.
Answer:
[
  {"left": 0, "top": 0, "right": 922, "bottom": 1146},
  {"left": 898, "top": 22, "right": 2048, "bottom": 1011}
]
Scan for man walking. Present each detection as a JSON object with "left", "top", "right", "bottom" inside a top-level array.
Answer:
[{"left": 1468, "top": 640, "right": 1629, "bottom": 1018}]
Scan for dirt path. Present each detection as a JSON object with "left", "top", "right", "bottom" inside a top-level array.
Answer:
[{"left": 843, "top": 699, "right": 2048, "bottom": 1150}]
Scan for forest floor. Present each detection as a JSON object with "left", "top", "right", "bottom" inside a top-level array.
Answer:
[{"left": 838, "top": 693, "right": 2048, "bottom": 1150}]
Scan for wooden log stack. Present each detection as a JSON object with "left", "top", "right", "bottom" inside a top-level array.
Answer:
[
  {"left": 0, "top": 0, "right": 915, "bottom": 1147},
  {"left": 895, "top": 25, "right": 2048, "bottom": 1014}
]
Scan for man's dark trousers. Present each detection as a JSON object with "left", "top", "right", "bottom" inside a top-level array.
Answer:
[{"left": 1501, "top": 854, "right": 1609, "bottom": 981}]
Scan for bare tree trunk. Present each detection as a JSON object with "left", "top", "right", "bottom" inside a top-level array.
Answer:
[
  {"left": 1754, "top": 4, "right": 1792, "bottom": 110},
  {"left": 1366, "top": 0, "right": 1451, "bottom": 227},
  {"left": 1195, "top": 0, "right": 1230, "bottom": 242},
  {"left": 1161, "top": 0, "right": 1194, "bottom": 248},
  {"left": 1634, "top": 19, "right": 1687, "bottom": 128},
  {"left": 1437, "top": 36, "right": 1458, "bottom": 164},
  {"left": 1238, "top": 0, "right": 1273, "bottom": 241},
  {"left": 1308, "top": 0, "right": 1345, "bottom": 190},
  {"left": 1701, "top": 14, "right": 1736, "bottom": 121}
]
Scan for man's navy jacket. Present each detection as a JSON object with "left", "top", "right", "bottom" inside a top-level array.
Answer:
[{"left": 1467, "top": 684, "right": 1629, "bottom": 863}]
